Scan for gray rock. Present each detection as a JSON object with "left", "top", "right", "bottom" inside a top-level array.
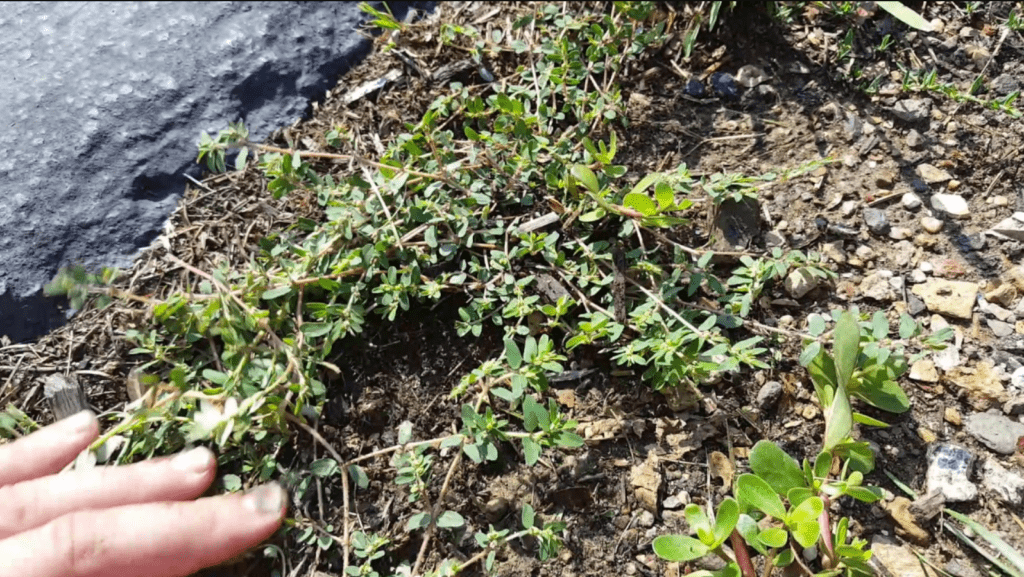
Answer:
[
  {"left": 926, "top": 443, "right": 977, "bottom": 502},
  {"left": 1005, "top": 396, "right": 1024, "bottom": 416},
  {"left": 908, "top": 293, "right": 926, "bottom": 315},
  {"left": 965, "top": 412, "right": 1024, "bottom": 455},
  {"left": 981, "top": 459, "right": 1024, "bottom": 506},
  {"left": 988, "top": 212, "right": 1024, "bottom": 242},
  {"left": 860, "top": 270, "right": 896, "bottom": 302},
  {"left": 917, "top": 163, "right": 953, "bottom": 184},
  {"left": 756, "top": 380, "right": 784, "bottom": 411},
  {"left": 892, "top": 98, "right": 931, "bottom": 122},
  {"left": 988, "top": 319, "right": 1015, "bottom": 338},
  {"left": 863, "top": 208, "right": 890, "bottom": 235},
  {"left": 990, "top": 74, "right": 1021, "bottom": 97},
  {"left": 0, "top": 2, "right": 431, "bottom": 342},
  {"left": 637, "top": 510, "right": 656, "bottom": 528},
  {"left": 906, "top": 129, "right": 924, "bottom": 149}
]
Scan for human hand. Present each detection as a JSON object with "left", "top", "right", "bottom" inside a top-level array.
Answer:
[{"left": 0, "top": 410, "right": 287, "bottom": 577}]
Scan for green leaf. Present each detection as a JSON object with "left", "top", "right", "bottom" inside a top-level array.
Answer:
[
  {"left": 262, "top": 285, "right": 292, "bottom": 300},
  {"left": 407, "top": 512, "right": 431, "bottom": 532},
  {"left": 652, "top": 535, "right": 710, "bottom": 562},
  {"left": 844, "top": 485, "right": 883, "bottom": 503},
  {"left": 851, "top": 377, "right": 910, "bottom": 414},
  {"left": 310, "top": 458, "right": 339, "bottom": 477},
  {"left": 623, "top": 192, "right": 657, "bottom": 216},
  {"left": 898, "top": 313, "right": 917, "bottom": 339},
  {"left": 735, "top": 514, "right": 769, "bottom": 555},
  {"left": 655, "top": 182, "right": 675, "bottom": 209},
  {"left": 630, "top": 172, "right": 662, "bottom": 197},
  {"left": 798, "top": 341, "right": 821, "bottom": 367},
  {"left": 556, "top": 431, "right": 585, "bottom": 448},
  {"left": 301, "top": 323, "right": 331, "bottom": 338},
  {"left": 348, "top": 464, "right": 370, "bottom": 489},
  {"left": 736, "top": 474, "right": 786, "bottom": 519},
  {"left": 222, "top": 474, "right": 242, "bottom": 492},
  {"left": 522, "top": 503, "right": 536, "bottom": 528},
  {"left": 522, "top": 395, "right": 543, "bottom": 432},
  {"left": 202, "top": 369, "right": 229, "bottom": 385},
  {"left": 749, "top": 441, "right": 806, "bottom": 495},
  {"left": 713, "top": 498, "right": 740, "bottom": 545},
  {"left": 834, "top": 311, "right": 860, "bottom": 389},
  {"left": 808, "top": 314, "right": 826, "bottom": 336},
  {"left": 235, "top": 146, "right": 249, "bottom": 171},
  {"left": 684, "top": 503, "right": 713, "bottom": 543},
  {"left": 786, "top": 496, "right": 824, "bottom": 548},
  {"left": 812, "top": 451, "right": 832, "bottom": 484},
  {"left": 504, "top": 337, "right": 523, "bottom": 369},
  {"left": 522, "top": 436, "right": 541, "bottom": 465},
  {"left": 436, "top": 510, "right": 465, "bottom": 529},
  {"left": 571, "top": 164, "right": 600, "bottom": 194},
  {"left": 876, "top": 1, "right": 933, "bottom": 31},
  {"left": 852, "top": 412, "right": 890, "bottom": 428},
  {"left": 871, "top": 311, "right": 888, "bottom": 340},
  {"left": 823, "top": 385, "right": 853, "bottom": 452},
  {"left": 758, "top": 527, "right": 788, "bottom": 548}
]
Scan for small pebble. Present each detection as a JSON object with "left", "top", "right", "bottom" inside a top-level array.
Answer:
[
  {"left": 944, "top": 407, "right": 962, "bottom": 426},
  {"left": 902, "top": 192, "right": 922, "bottom": 209},
  {"left": 855, "top": 245, "right": 875, "bottom": 260},
  {"left": 906, "top": 129, "right": 924, "bottom": 149},
  {"left": 889, "top": 227, "right": 911, "bottom": 240},
  {"left": 992, "top": 195, "right": 1009, "bottom": 207},
  {"left": 947, "top": 179, "right": 961, "bottom": 192},
  {"left": 922, "top": 217, "right": 944, "bottom": 233}
]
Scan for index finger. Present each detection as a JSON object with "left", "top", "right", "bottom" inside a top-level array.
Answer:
[
  {"left": 0, "top": 483, "right": 288, "bottom": 577},
  {"left": 0, "top": 411, "right": 97, "bottom": 487}
]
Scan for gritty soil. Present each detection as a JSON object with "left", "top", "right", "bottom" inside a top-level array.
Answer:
[{"left": 3, "top": 2, "right": 1024, "bottom": 577}]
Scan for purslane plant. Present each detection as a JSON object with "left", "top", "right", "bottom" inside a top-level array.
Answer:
[{"left": 653, "top": 309, "right": 950, "bottom": 576}]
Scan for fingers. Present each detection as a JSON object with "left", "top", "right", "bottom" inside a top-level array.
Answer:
[
  {"left": 0, "top": 411, "right": 97, "bottom": 487},
  {"left": 0, "top": 483, "right": 287, "bottom": 577},
  {"left": 0, "top": 446, "right": 217, "bottom": 540}
]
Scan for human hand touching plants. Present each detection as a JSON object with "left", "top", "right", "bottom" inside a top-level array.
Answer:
[{"left": 0, "top": 410, "right": 287, "bottom": 577}]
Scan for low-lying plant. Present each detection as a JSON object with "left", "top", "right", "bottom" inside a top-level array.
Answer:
[{"left": 653, "top": 309, "right": 951, "bottom": 576}]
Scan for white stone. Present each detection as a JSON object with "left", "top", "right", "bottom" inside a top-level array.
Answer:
[
  {"left": 902, "top": 192, "right": 922, "bottom": 209},
  {"left": 929, "top": 195, "right": 966, "bottom": 220},
  {"left": 930, "top": 194, "right": 969, "bottom": 217},
  {"left": 982, "top": 459, "right": 1024, "bottom": 506}
]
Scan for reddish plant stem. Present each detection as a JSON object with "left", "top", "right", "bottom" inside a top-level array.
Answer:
[{"left": 730, "top": 529, "right": 758, "bottom": 577}]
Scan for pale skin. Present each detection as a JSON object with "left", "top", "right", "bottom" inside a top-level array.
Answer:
[{"left": 0, "top": 410, "right": 287, "bottom": 577}]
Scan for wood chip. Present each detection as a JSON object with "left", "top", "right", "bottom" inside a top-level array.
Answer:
[{"left": 43, "top": 373, "right": 89, "bottom": 421}]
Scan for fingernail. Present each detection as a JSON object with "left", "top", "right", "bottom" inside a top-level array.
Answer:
[
  {"left": 171, "top": 447, "right": 213, "bottom": 474},
  {"left": 64, "top": 410, "right": 96, "bottom": 435},
  {"left": 245, "top": 483, "right": 285, "bottom": 516}
]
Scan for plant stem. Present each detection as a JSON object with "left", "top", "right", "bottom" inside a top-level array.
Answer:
[{"left": 730, "top": 529, "right": 757, "bottom": 577}]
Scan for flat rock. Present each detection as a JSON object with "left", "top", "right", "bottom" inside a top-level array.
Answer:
[
  {"left": 0, "top": 2, "right": 430, "bottom": 342},
  {"left": 926, "top": 444, "right": 977, "bottom": 502},
  {"left": 871, "top": 535, "right": 938, "bottom": 577},
  {"left": 910, "top": 359, "right": 939, "bottom": 382},
  {"left": 911, "top": 280, "right": 978, "bottom": 319},
  {"left": 892, "top": 98, "right": 931, "bottom": 123},
  {"left": 981, "top": 458, "right": 1024, "bottom": 505},
  {"left": 784, "top": 268, "right": 818, "bottom": 299},
  {"left": 930, "top": 193, "right": 970, "bottom": 217},
  {"left": 987, "top": 212, "right": 1024, "bottom": 242},
  {"left": 947, "top": 362, "right": 1007, "bottom": 411},
  {"left": 965, "top": 412, "right": 1024, "bottom": 454},
  {"left": 863, "top": 208, "right": 890, "bottom": 235},
  {"left": 917, "top": 163, "right": 953, "bottom": 184},
  {"left": 859, "top": 271, "right": 895, "bottom": 301}
]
